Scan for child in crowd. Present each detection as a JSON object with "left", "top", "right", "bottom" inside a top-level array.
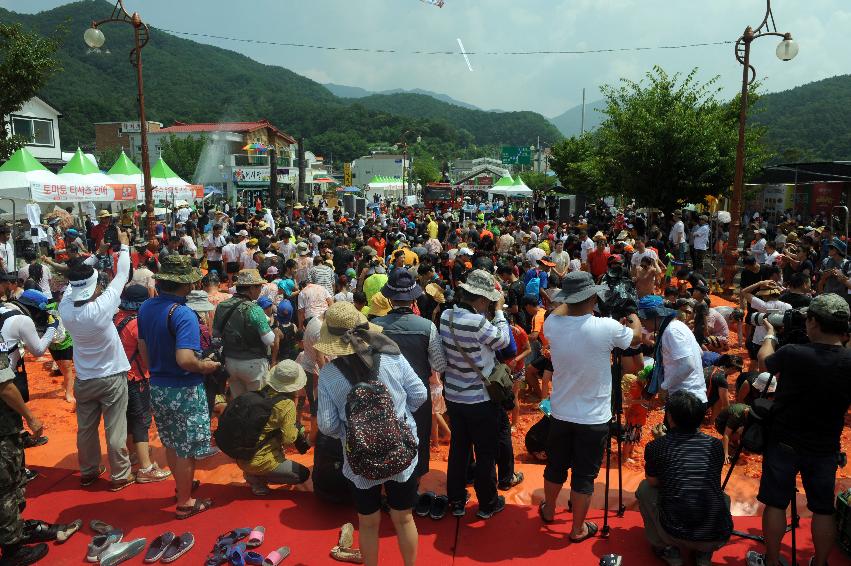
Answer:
[
  {"left": 430, "top": 371, "right": 450, "bottom": 447},
  {"left": 622, "top": 372, "right": 650, "bottom": 464}
]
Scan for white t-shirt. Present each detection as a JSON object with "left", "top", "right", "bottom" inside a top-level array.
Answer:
[
  {"left": 545, "top": 314, "right": 633, "bottom": 425},
  {"left": 204, "top": 234, "right": 226, "bottom": 261},
  {"left": 630, "top": 248, "right": 658, "bottom": 267},
  {"left": 692, "top": 224, "right": 710, "bottom": 251},
  {"left": 221, "top": 243, "right": 239, "bottom": 264},
  {"left": 764, "top": 250, "right": 780, "bottom": 266},
  {"left": 660, "top": 319, "right": 707, "bottom": 403},
  {"left": 669, "top": 221, "right": 685, "bottom": 245},
  {"left": 751, "top": 238, "right": 767, "bottom": 264},
  {"left": 580, "top": 237, "right": 594, "bottom": 263}
]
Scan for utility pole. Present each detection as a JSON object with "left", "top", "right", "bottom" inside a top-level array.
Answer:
[
  {"left": 581, "top": 87, "right": 586, "bottom": 134},
  {"left": 268, "top": 147, "right": 278, "bottom": 209},
  {"left": 297, "top": 137, "right": 306, "bottom": 205}
]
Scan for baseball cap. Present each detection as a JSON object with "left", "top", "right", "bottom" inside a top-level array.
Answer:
[{"left": 257, "top": 296, "right": 274, "bottom": 310}]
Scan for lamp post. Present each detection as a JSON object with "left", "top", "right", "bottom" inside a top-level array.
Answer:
[
  {"left": 84, "top": 1, "right": 155, "bottom": 237},
  {"left": 397, "top": 130, "right": 420, "bottom": 201},
  {"left": 724, "top": 0, "right": 798, "bottom": 285}
]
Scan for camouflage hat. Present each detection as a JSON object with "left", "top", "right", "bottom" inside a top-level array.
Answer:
[
  {"left": 808, "top": 293, "right": 850, "bottom": 322},
  {"left": 235, "top": 268, "right": 265, "bottom": 286},
  {"left": 154, "top": 255, "right": 203, "bottom": 284}
]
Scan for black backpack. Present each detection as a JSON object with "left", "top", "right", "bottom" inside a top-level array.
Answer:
[
  {"left": 214, "top": 389, "right": 286, "bottom": 460},
  {"left": 742, "top": 397, "right": 774, "bottom": 454},
  {"left": 339, "top": 355, "right": 417, "bottom": 481}
]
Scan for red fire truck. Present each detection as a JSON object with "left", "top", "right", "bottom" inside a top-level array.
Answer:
[{"left": 422, "top": 182, "right": 461, "bottom": 213}]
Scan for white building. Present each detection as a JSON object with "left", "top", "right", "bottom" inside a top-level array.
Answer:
[
  {"left": 351, "top": 153, "right": 408, "bottom": 186},
  {"left": 4, "top": 96, "right": 63, "bottom": 165}
]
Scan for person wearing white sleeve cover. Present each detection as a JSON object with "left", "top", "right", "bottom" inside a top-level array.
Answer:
[{"left": 59, "top": 228, "right": 134, "bottom": 490}]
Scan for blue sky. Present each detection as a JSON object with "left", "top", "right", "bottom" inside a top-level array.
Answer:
[{"left": 3, "top": 0, "right": 849, "bottom": 117}]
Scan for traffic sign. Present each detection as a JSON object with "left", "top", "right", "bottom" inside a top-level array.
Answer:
[{"left": 501, "top": 145, "right": 532, "bottom": 165}]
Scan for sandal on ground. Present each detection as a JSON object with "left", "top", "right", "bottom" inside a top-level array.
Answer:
[
  {"left": 89, "top": 519, "right": 114, "bottom": 535},
  {"left": 144, "top": 531, "right": 175, "bottom": 563},
  {"left": 568, "top": 521, "right": 598, "bottom": 543},
  {"left": 538, "top": 501, "right": 555, "bottom": 524},
  {"left": 161, "top": 532, "right": 194, "bottom": 564},
  {"left": 330, "top": 545, "right": 364, "bottom": 564},
  {"left": 246, "top": 526, "right": 265, "bottom": 548},
  {"left": 337, "top": 523, "right": 354, "bottom": 549},
  {"left": 175, "top": 498, "right": 213, "bottom": 520},
  {"left": 263, "top": 547, "right": 291, "bottom": 566},
  {"left": 213, "top": 528, "right": 251, "bottom": 552}
]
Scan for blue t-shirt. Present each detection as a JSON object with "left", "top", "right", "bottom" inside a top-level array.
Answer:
[
  {"left": 277, "top": 277, "right": 296, "bottom": 297},
  {"left": 137, "top": 293, "right": 203, "bottom": 388}
]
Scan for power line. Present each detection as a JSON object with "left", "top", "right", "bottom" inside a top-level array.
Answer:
[{"left": 157, "top": 28, "right": 733, "bottom": 57}]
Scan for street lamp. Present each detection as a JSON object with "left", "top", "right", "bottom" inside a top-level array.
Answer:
[
  {"left": 85, "top": 1, "right": 155, "bottom": 237},
  {"left": 397, "top": 130, "right": 420, "bottom": 200},
  {"left": 724, "top": 0, "right": 797, "bottom": 286}
]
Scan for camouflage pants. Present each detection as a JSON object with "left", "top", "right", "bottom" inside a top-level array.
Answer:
[{"left": 0, "top": 434, "right": 24, "bottom": 546}]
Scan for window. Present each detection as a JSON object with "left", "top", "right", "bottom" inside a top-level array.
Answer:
[{"left": 11, "top": 116, "right": 54, "bottom": 146}]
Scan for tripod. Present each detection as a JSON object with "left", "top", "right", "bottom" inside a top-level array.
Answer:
[
  {"left": 601, "top": 349, "right": 626, "bottom": 538},
  {"left": 721, "top": 443, "right": 800, "bottom": 565}
]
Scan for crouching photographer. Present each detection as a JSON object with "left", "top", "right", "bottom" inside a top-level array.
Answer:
[
  {"left": 746, "top": 293, "right": 851, "bottom": 566},
  {"left": 214, "top": 360, "right": 311, "bottom": 496}
]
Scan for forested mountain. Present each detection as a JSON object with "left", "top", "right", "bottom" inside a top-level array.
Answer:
[
  {"left": 324, "top": 83, "right": 482, "bottom": 110},
  {"left": 1, "top": 1, "right": 560, "bottom": 162},
  {"left": 548, "top": 99, "right": 607, "bottom": 138},
  {"left": 749, "top": 74, "right": 851, "bottom": 162}
]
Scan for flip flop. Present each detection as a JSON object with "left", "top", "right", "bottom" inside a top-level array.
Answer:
[
  {"left": 213, "top": 528, "right": 251, "bottom": 553},
  {"left": 244, "top": 551, "right": 265, "bottom": 565},
  {"left": 143, "top": 531, "right": 175, "bottom": 563},
  {"left": 175, "top": 498, "right": 213, "bottom": 520},
  {"left": 89, "top": 519, "right": 114, "bottom": 536},
  {"left": 538, "top": 501, "right": 555, "bottom": 524},
  {"left": 263, "top": 547, "right": 291, "bottom": 566},
  {"left": 246, "top": 526, "right": 265, "bottom": 548},
  {"left": 414, "top": 492, "right": 434, "bottom": 517},
  {"left": 568, "top": 520, "right": 598, "bottom": 543},
  {"left": 161, "top": 532, "right": 194, "bottom": 563},
  {"left": 228, "top": 543, "right": 248, "bottom": 566}
]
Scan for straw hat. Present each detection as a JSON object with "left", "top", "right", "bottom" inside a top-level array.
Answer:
[
  {"left": 234, "top": 269, "right": 265, "bottom": 286},
  {"left": 293, "top": 202, "right": 304, "bottom": 210},
  {"left": 97, "top": 209, "right": 112, "bottom": 218},
  {"left": 592, "top": 231, "right": 607, "bottom": 242},
  {"left": 425, "top": 282, "right": 446, "bottom": 304},
  {"left": 314, "top": 301, "right": 382, "bottom": 357},
  {"left": 265, "top": 360, "right": 307, "bottom": 393}
]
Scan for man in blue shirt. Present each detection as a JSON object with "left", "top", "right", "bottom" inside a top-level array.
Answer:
[{"left": 138, "top": 255, "right": 220, "bottom": 520}]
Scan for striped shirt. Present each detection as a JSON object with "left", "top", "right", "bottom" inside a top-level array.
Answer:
[
  {"left": 308, "top": 264, "right": 335, "bottom": 296},
  {"left": 439, "top": 305, "right": 510, "bottom": 404},
  {"left": 317, "top": 353, "right": 427, "bottom": 489}
]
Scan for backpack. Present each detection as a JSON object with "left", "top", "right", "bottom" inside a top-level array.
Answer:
[
  {"left": 525, "top": 276, "right": 541, "bottom": 297},
  {"left": 213, "top": 389, "right": 286, "bottom": 460},
  {"left": 742, "top": 397, "right": 774, "bottom": 454},
  {"left": 339, "top": 355, "right": 417, "bottom": 481}
]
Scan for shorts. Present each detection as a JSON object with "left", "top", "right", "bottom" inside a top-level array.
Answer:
[
  {"left": 350, "top": 473, "right": 418, "bottom": 515},
  {"left": 511, "top": 367, "right": 526, "bottom": 384},
  {"left": 226, "top": 261, "right": 240, "bottom": 274},
  {"left": 126, "top": 378, "right": 152, "bottom": 444},
  {"left": 150, "top": 383, "right": 211, "bottom": 459},
  {"left": 49, "top": 345, "right": 74, "bottom": 361},
  {"left": 543, "top": 418, "right": 609, "bottom": 494},
  {"left": 757, "top": 442, "right": 839, "bottom": 515},
  {"left": 530, "top": 356, "right": 553, "bottom": 373}
]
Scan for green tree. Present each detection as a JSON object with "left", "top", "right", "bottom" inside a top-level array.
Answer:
[
  {"left": 593, "top": 66, "right": 771, "bottom": 212},
  {"left": 160, "top": 134, "right": 207, "bottom": 183},
  {"left": 94, "top": 145, "right": 122, "bottom": 170},
  {"left": 520, "top": 170, "right": 556, "bottom": 194},
  {"left": 549, "top": 133, "right": 604, "bottom": 197},
  {"left": 0, "top": 22, "right": 63, "bottom": 159},
  {"left": 412, "top": 157, "right": 441, "bottom": 188}
]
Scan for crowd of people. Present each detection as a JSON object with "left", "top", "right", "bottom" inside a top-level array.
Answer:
[{"left": 0, "top": 198, "right": 848, "bottom": 566}]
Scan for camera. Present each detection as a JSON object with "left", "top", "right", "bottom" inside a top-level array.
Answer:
[
  {"left": 750, "top": 308, "right": 809, "bottom": 346},
  {"left": 749, "top": 311, "right": 787, "bottom": 328}
]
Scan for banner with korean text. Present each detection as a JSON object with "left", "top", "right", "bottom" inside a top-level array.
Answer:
[
  {"left": 151, "top": 185, "right": 204, "bottom": 201},
  {"left": 30, "top": 182, "right": 138, "bottom": 202}
]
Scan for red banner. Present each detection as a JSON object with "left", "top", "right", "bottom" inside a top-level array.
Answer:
[{"left": 809, "top": 183, "right": 844, "bottom": 216}]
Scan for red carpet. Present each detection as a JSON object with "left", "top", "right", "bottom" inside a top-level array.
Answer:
[{"left": 23, "top": 466, "right": 849, "bottom": 565}]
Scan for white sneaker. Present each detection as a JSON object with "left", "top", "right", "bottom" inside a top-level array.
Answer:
[{"left": 745, "top": 550, "right": 789, "bottom": 566}]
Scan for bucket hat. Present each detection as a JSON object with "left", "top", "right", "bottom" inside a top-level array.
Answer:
[
  {"left": 120, "top": 284, "right": 149, "bottom": 311},
  {"left": 265, "top": 360, "right": 307, "bottom": 393},
  {"left": 314, "top": 301, "right": 382, "bottom": 357},
  {"left": 425, "top": 282, "right": 446, "bottom": 304},
  {"left": 458, "top": 269, "right": 502, "bottom": 302},
  {"left": 234, "top": 269, "right": 265, "bottom": 286},
  {"left": 367, "top": 292, "right": 392, "bottom": 317},
  {"left": 381, "top": 269, "right": 422, "bottom": 301},
  {"left": 555, "top": 271, "right": 607, "bottom": 304},
  {"left": 637, "top": 295, "right": 678, "bottom": 319},
  {"left": 185, "top": 290, "right": 215, "bottom": 313},
  {"left": 154, "top": 255, "right": 203, "bottom": 284},
  {"left": 297, "top": 242, "right": 310, "bottom": 256},
  {"left": 828, "top": 237, "right": 847, "bottom": 257}
]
